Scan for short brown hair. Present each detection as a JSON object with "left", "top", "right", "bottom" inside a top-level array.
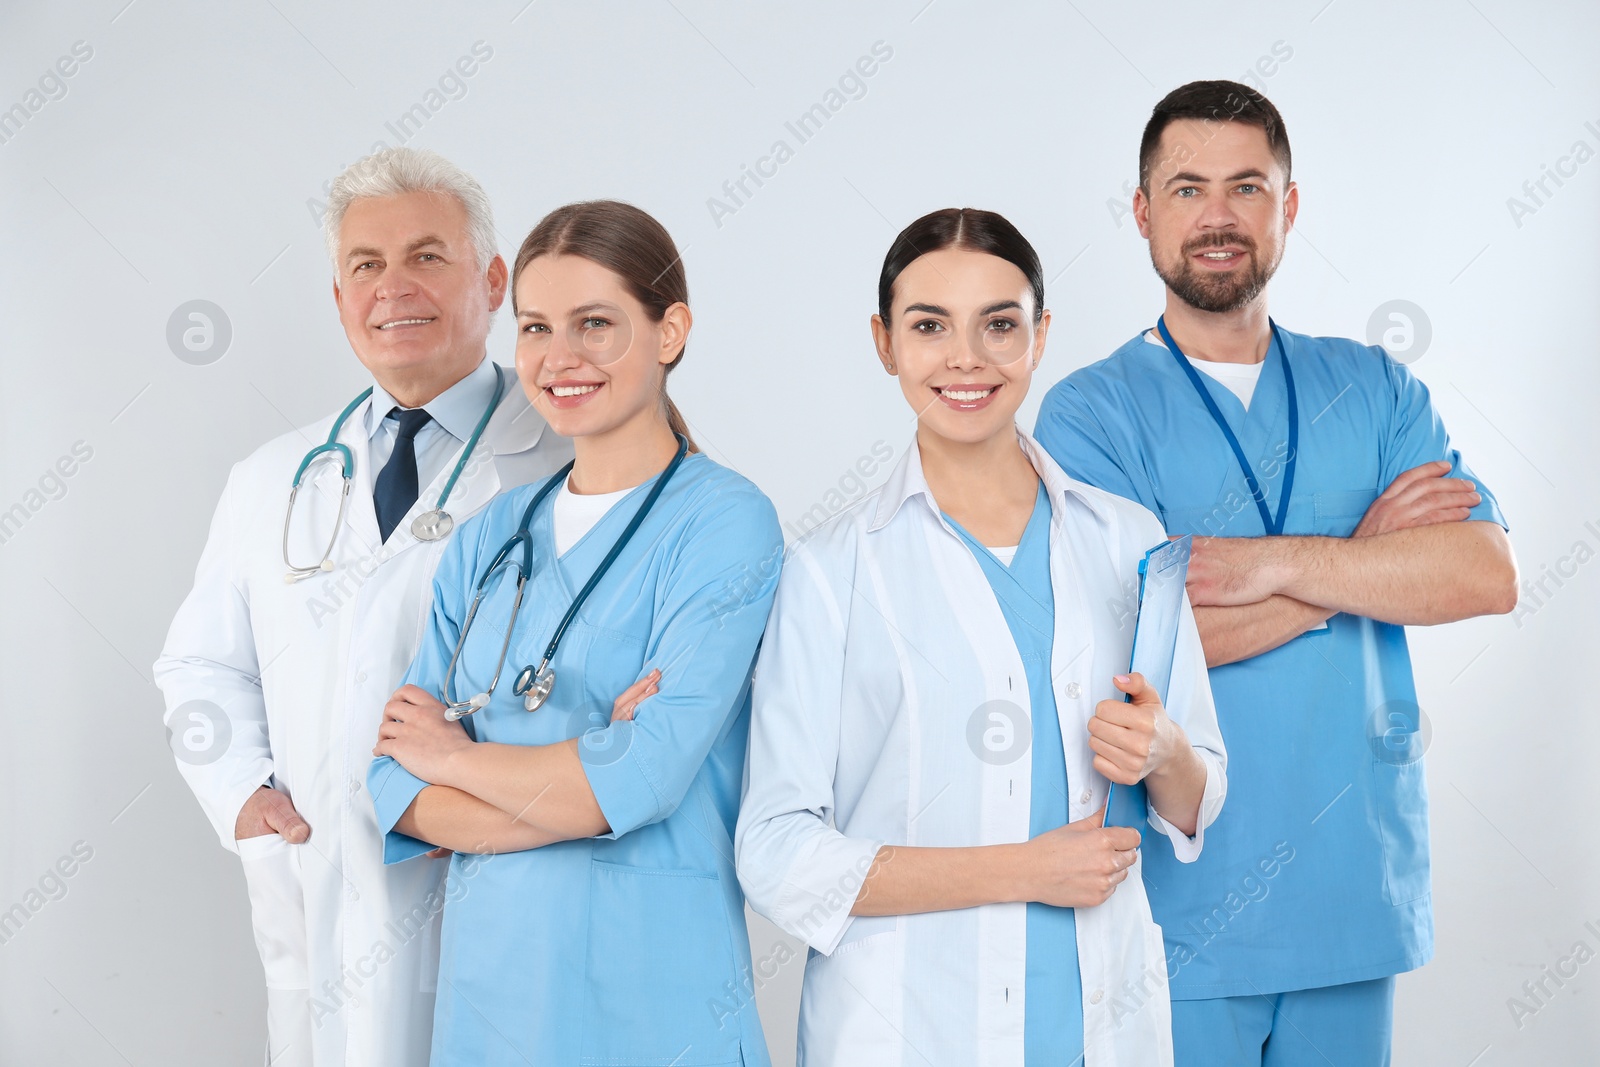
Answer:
[{"left": 1138, "top": 80, "right": 1291, "bottom": 191}]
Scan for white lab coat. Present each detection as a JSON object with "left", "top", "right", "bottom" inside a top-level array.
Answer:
[
  {"left": 735, "top": 431, "right": 1227, "bottom": 1067},
  {"left": 154, "top": 371, "right": 571, "bottom": 1067}
]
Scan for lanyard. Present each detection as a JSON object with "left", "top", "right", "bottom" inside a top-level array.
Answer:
[{"left": 1157, "top": 315, "right": 1298, "bottom": 537}]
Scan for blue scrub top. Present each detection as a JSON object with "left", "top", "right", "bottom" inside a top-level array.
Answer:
[
  {"left": 1035, "top": 326, "right": 1506, "bottom": 999},
  {"left": 368, "top": 453, "right": 782, "bottom": 1066},
  {"left": 947, "top": 483, "right": 1086, "bottom": 1063}
]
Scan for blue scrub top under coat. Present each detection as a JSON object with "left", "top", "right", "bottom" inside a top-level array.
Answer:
[
  {"left": 1034, "top": 327, "right": 1507, "bottom": 1000},
  {"left": 368, "top": 453, "right": 782, "bottom": 1067},
  {"left": 947, "top": 482, "right": 1086, "bottom": 1064}
]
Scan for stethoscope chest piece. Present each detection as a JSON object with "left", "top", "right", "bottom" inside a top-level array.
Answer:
[
  {"left": 513, "top": 663, "right": 555, "bottom": 712},
  {"left": 412, "top": 508, "right": 455, "bottom": 542}
]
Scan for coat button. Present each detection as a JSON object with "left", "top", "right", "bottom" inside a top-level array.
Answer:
[
  {"left": 1065, "top": 682, "right": 1082, "bottom": 700},
  {"left": 355, "top": 671, "right": 368, "bottom": 683},
  {"left": 1090, "top": 989, "right": 1104, "bottom": 1004},
  {"left": 1079, "top": 788, "right": 1092, "bottom": 804}
]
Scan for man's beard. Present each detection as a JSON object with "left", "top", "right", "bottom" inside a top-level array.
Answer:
[{"left": 1154, "top": 232, "right": 1280, "bottom": 314}]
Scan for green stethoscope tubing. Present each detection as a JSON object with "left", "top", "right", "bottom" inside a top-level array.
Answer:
[
  {"left": 440, "top": 433, "right": 691, "bottom": 720},
  {"left": 281, "top": 364, "right": 507, "bottom": 581}
]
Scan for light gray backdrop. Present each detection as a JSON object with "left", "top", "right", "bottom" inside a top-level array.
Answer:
[{"left": 2, "top": 1, "right": 1596, "bottom": 1063}]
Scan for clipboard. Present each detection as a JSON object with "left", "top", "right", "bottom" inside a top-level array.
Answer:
[{"left": 1103, "top": 534, "right": 1192, "bottom": 831}]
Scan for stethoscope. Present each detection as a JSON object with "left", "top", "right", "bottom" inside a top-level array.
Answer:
[
  {"left": 440, "top": 433, "right": 690, "bottom": 721},
  {"left": 281, "top": 365, "right": 506, "bottom": 583}
]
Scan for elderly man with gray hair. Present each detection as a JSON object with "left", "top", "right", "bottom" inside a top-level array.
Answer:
[{"left": 154, "top": 147, "right": 571, "bottom": 1066}]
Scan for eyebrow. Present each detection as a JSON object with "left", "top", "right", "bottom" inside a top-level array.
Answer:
[
  {"left": 517, "top": 301, "right": 621, "bottom": 320},
  {"left": 1164, "top": 169, "right": 1271, "bottom": 187},
  {"left": 902, "top": 300, "right": 1024, "bottom": 318},
  {"left": 343, "top": 234, "right": 449, "bottom": 265}
]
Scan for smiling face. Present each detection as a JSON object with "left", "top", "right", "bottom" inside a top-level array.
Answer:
[
  {"left": 1135, "top": 119, "right": 1297, "bottom": 314},
  {"left": 513, "top": 253, "right": 689, "bottom": 440},
  {"left": 872, "top": 247, "right": 1048, "bottom": 447},
  {"left": 333, "top": 190, "right": 507, "bottom": 394}
]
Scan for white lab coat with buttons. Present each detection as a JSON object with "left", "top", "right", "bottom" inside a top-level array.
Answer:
[
  {"left": 153, "top": 368, "right": 571, "bottom": 1067},
  {"left": 735, "top": 431, "right": 1226, "bottom": 1067}
]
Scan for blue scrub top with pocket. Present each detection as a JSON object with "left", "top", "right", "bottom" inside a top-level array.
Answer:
[
  {"left": 368, "top": 453, "right": 782, "bottom": 1066},
  {"left": 947, "top": 482, "right": 1087, "bottom": 1062},
  {"left": 1034, "top": 326, "right": 1506, "bottom": 999}
]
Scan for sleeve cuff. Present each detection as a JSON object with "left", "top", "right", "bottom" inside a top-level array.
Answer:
[
  {"left": 367, "top": 756, "right": 435, "bottom": 864},
  {"left": 771, "top": 835, "right": 885, "bottom": 955},
  {"left": 1147, "top": 750, "right": 1225, "bottom": 864},
  {"left": 578, "top": 721, "right": 663, "bottom": 840}
]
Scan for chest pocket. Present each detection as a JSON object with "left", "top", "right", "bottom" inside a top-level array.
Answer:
[{"left": 1312, "top": 488, "right": 1380, "bottom": 537}]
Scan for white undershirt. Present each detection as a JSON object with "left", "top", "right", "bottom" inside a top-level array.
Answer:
[
  {"left": 990, "top": 545, "right": 1019, "bottom": 567},
  {"left": 1144, "top": 329, "right": 1265, "bottom": 410},
  {"left": 553, "top": 479, "right": 634, "bottom": 555}
]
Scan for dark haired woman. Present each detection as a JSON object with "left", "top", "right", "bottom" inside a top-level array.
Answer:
[
  {"left": 736, "top": 208, "right": 1226, "bottom": 1065},
  {"left": 369, "top": 200, "right": 779, "bottom": 1065}
]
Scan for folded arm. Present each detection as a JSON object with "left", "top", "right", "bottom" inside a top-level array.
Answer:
[
  {"left": 376, "top": 684, "right": 654, "bottom": 847},
  {"left": 1191, "top": 521, "right": 1516, "bottom": 625},
  {"left": 1193, "top": 595, "right": 1334, "bottom": 668},
  {"left": 1190, "top": 463, "right": 1516, "bottom": 664},
  {"left": 393, "top": 783, "right": 569, "bottom": 854}
]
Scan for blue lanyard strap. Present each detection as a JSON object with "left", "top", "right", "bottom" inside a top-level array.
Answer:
[{"left": 1156, "top": 315, "right": 1298, "bottom": 537}]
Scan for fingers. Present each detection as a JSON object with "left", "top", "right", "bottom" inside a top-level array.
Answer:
[
  {"left": 1392, "top": 479, "right": 1476, "bottom": 513},
  {"left": 1406, "top": 506, "right": 1474, "bottom": 529},
  {"left": 1089, "top": 708, "right": 1153, "bottom": 770},
  {"left": 424, "top": 847, "right": 453, "bottom": 859},
  {"left": 1092, "top": 750, "right": 1141, "bottom": 786},
  {"left": 1381, "top": 460, "right": 1452, "bottom": 498},
  {"left": 611, "top": 669, "right": 661, "bottom": 722},
  {"left": 1089, "top": 705, "right": 1140, "bottom": 737},
  {"left": 1111, "top": 672, "right": 1157, "bottom": 703},
  {"left": 390, "top": 686, "right": 448, "bottom": 721},
  {"left": 1104, "top": 825, "right": 1142, "bottom": 850},
  {"left": 264, "top": 792, "right": 311, "bottom": 844},
  {"left": 384, "top": 694, "right": 414, "bottom": 723},
  {"left": 1067, "top": 806, "right": 1107, "bottom": 831}
]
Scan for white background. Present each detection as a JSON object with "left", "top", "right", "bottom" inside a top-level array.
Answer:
[{"left": 2, "top": 1, "right": 1596, "bottom": 1063}]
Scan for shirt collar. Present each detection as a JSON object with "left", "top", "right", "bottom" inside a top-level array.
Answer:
[
  {"left": 868, "top": 427, "right": 1117, "bottom": 534},
  {"left": 365, "top": 356, "right": 499, "bottom": 442}
]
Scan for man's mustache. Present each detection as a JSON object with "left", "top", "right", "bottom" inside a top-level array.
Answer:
[{"left": 1183, "top": 232, "right": 1257, "bottom": 254}]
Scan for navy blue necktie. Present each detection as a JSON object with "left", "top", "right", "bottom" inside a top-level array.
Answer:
[{"left": 374, "top": 407, "right": 432, "bottom": 542}]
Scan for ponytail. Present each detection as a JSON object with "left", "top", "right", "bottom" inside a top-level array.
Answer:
[{"left": 662, "top": 393, "right": 696, "bottom": 452}]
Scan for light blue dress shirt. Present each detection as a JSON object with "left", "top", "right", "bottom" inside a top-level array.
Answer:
[
  {"left": 1035, "top": 326, "right": 1507, "bottom": 1000},
  {"left": 368, "top": 453, "right": 782, "bottom": 1066},
  {"left": 364, "top": 356, "right": 500, "bottom": 492},
  {"left": 947, "top": 482, "right": 1087, "bottom": 1064}
]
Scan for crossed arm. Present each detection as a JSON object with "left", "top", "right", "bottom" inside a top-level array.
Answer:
[
  {"left": 1190, "top": 462, "right": 1519, "bottom": 666},
  {"left": 372, "top": 672, "right": 659, "bottom": 854}
]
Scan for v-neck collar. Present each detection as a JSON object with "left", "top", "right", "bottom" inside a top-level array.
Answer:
[
  {"left": 1144, "top": 325, "right": 1295, "bottom": 521},
  {"left": 945, "top": 482, "right": 1053, "bottom": 606}
]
